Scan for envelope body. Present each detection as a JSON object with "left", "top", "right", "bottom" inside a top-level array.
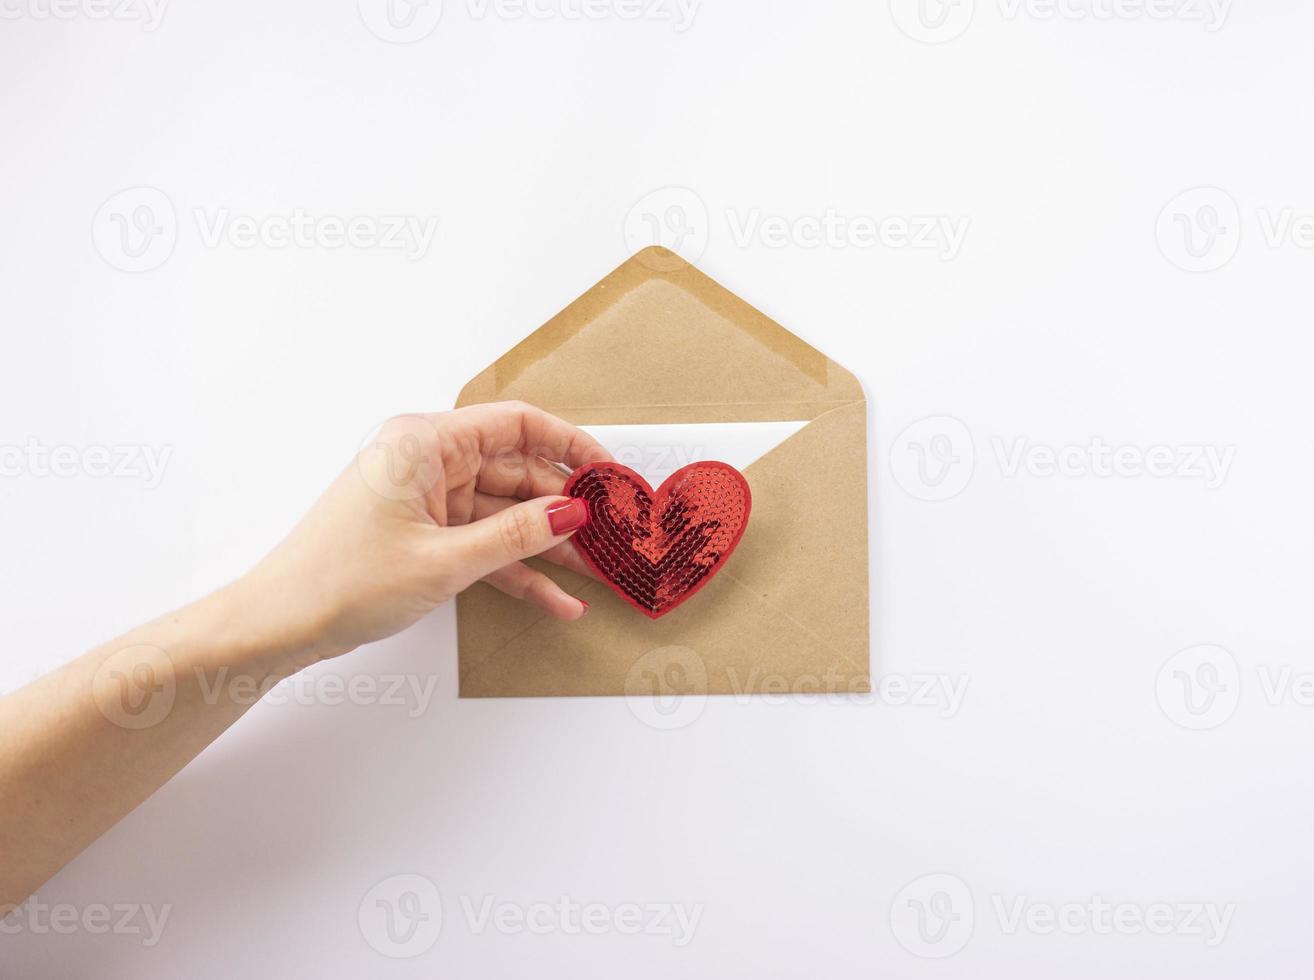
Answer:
[{"left": 455, "top": 247, "right": 870, "bottom": 698}]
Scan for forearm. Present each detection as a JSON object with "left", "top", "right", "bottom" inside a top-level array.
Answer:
[
  {"left": 0, "top": 403, "right": 602, "bottom": 916},
  {"left": 0, "top": 576, "right": 313, "bottom": 912}
]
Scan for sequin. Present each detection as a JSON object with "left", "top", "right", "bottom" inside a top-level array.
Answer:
[{"left": 565, "top": 461, "right": 752, "bottom": 619}]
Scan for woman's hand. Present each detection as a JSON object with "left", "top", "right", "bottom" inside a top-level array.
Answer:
[
  {"left": 239, "top": 401, "right": 611, "bottom": 670},
  {"left": 0, "top": 401, "right": 609, "bottom": 911}
]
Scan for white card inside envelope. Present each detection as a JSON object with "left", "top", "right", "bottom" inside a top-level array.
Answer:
[{"left": 579, "top": 421, "right": 807, "bottom": 487}]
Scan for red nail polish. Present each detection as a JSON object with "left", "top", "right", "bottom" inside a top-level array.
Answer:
[
  {"left": 546, "top": 497, "right": 588, "bottom": 535},
  {"left": 579, "top": 599, "right": 590, "bottom": 615}
]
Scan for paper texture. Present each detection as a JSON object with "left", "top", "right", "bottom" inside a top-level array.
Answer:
[{"left": 455, "top": 247, "right": 869, "bottom": 698}]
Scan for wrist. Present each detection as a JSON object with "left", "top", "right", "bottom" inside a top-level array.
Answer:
[{"left": 201, "top": 573, "right": 352, "bottom": 679}]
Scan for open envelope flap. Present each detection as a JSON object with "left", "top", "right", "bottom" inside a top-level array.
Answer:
[
  {"left": 455, "top": 249, "right": 869, "bottom": 698},
  {"left": 456, "top": 247, "right": 864, "bottom": 424}
]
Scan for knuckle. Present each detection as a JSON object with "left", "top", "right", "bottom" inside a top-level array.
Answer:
[
  {"left": 497, "top": 506, "right": 538, "bottom": 556},
  {"left": 376, "top": 413, "right": 439, "bottom": 452},
  {"left": 524, "top": 574, "right": 555, "bottom": 608},
  {"left": 379, "top": 413, "right": 416, "bottom": 438}
]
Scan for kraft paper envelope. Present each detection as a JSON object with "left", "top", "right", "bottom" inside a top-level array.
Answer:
[{"left": 455, "top": 247, "right": 869, "bottom": 698}]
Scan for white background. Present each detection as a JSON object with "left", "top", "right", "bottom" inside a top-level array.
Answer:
[{"left": 3, "top": 0, "right": 1314, "bottom": 976}]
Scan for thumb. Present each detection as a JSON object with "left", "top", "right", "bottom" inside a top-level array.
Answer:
[{"left": 444, "top": 496, "right": 589, "bottom": 585}]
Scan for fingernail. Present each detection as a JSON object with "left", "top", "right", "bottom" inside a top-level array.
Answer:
[
  {"left": 546, "top": 497, "right": 588, "bottom": 535},
  {"left": 578, "top": 599, "right": 590, "bottom": 616}
]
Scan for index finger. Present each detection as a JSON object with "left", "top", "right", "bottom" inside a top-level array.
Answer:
[{"left": 443, "top": 401, "right": 612, "bottom": 472}]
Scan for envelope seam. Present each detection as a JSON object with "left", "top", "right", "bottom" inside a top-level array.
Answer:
[
  {"left": 532, "top": 399, "right": 863, "bottom": 412},
  {"left": 739, "top": 399, "right": 866, "bottom": 477},
  {"left": 458, "top": 580, "right": 603, "bottom": 687},
  {"left": 457, "top": 594, "right": 553, "bottom": 685},
  {"left": 720, "top": 570, "right": 869, "bottom": 678}
]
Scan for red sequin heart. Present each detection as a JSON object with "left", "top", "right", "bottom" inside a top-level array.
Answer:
[{"left": 565, "top": 461, "right": 752, "bottom": 619}]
